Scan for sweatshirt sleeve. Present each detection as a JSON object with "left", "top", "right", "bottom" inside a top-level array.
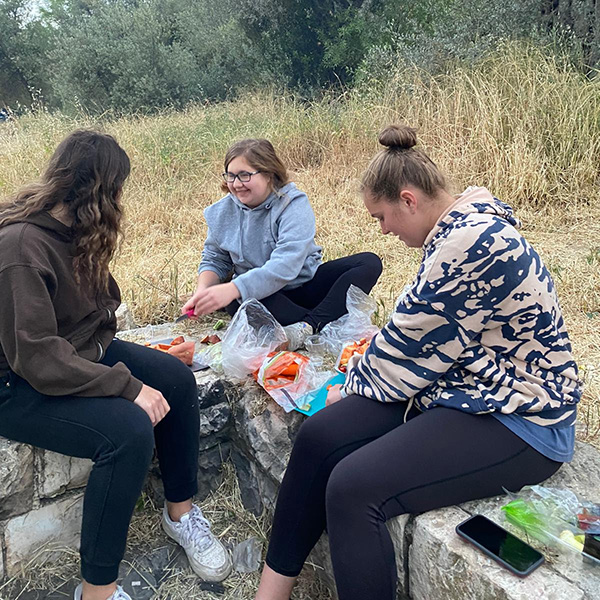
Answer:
[
  {"left": 233, "top": 194, "right": 316, "bottom": 301},
  {"left": 0, "top": 264, "right": 143, "bottom": 400},
  {"left": 343, "top": 293, "right": 475, "bottom": 402},
  {"left": 198, "top": 226, "right": 234, "bottom": 281},
  {"left": 344, "top": 217, "right": 529, "bottom": 402}
]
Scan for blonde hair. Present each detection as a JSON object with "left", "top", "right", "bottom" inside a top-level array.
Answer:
[
  {"left": 361, "top": 125, "right": 446, "bottom": 201},
  {"left": 221, "top": 138, "right": 289, "bottom": 193},
  {"left": 0, "top": 130, "right": 130, "bottom": 292}
]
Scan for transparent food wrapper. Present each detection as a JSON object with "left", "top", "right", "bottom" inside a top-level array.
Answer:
[
  {"left": 502, "top": 485, "right": 600, "bottom": 566},
  {"left": 256, "top": 351, "right": 333, "bottom": 413},
  {"left": 320, "top": 285, "right": 380, "bottom": 355},
  {"left": 220, "top": 299, "right": 287, "bottom": 381},
  {"left": 335, "top": 337, "right": 371, "bottom": 374}
]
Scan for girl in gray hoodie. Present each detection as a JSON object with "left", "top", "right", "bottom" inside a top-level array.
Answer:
[{"left": 182, "top": 138, "right": 382, "bottom": 349}]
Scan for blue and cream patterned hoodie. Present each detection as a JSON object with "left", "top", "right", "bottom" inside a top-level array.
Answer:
[{"left": 344, "top": 187, "right": 581, "bottom": 430}]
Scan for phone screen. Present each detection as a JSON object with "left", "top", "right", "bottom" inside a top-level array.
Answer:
[{"left": 457, "top": 515, "right": 544, "bottom": 575}]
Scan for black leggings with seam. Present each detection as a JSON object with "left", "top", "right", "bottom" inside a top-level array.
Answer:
[
  {"left": 265, "top": 394, "right": 562, "bottom": 600},
  {"left": 226, "top": 252, "right": 382, "bottom": 331}
]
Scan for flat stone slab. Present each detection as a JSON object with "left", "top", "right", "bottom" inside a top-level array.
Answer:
[
  {"left": 410, "top": 506, "right": 585, "bottom": 600},
  {"left": 4, "top": 492, "right": 84, "bottom": 577}
]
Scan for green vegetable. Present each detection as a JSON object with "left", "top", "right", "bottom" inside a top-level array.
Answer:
[{"left": 214, "top": 319, "right": 225, "bottom": 331}]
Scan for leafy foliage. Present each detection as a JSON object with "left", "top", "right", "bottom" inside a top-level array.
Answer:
[{"left": 0, "top": 0, "right": 599, "bottom": 113}]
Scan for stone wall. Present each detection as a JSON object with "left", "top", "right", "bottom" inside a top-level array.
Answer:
[{"left": 1, "top": 367, "right": 599, "bottom": 599}]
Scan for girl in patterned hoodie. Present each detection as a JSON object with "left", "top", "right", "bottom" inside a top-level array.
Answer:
[{"left": 254, "top": 125, "right": 581, "bottom": 600}]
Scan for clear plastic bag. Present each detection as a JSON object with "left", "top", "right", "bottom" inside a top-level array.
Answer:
[
  {"left": 232, "top": 536, "right": 263, "bottom": 573},
  {"left": 221, "top": 299, "right": 287, "bottom": 381},
  {"left": 256, "top": 351, "right": 333, "bottom": 412},
  {"left": 502, "top": 485, "right": 600, "bottom": 565},
  {"left": 320, "top": 285, "right": 380, "bottom": 354}
]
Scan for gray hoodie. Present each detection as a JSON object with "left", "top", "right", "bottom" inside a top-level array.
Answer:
[{"left": 199, "top": 182, "right": 322, "bottom": 301}]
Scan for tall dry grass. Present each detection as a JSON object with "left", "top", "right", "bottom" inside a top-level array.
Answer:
[{"left": 1, "top": 42, "right": 599, "bottom": 442}]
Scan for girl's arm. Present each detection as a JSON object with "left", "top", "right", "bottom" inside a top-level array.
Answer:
[
  {"left": 182, "top": 271, "right": 238, "bottom": 315},
  {"left": 0, "top": 264, "right": 143, "bottom": 400}
]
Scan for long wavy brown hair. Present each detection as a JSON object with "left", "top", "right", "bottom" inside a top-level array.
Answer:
[{"left": 0, "top": 130, "right": 130, "bottom": 292}]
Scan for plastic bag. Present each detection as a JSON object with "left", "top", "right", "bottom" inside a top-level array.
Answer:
[
  {"left": 221, "top": 299, "right": 287, "bottom": 381},
  {"left": 232, "top": 536, "right": 263, "bottom": 573},
  {"left": 502, "top": 485, "right": 600, "bottom": 565},
  {"left": 335, "top": 337, "right": 371, "bottom": 373},
  {"left": 320, "top": 285, "right": 379, "bottom": 354},
  {"left": 256, "top": 351, "right": 331, "bottom": 412}
]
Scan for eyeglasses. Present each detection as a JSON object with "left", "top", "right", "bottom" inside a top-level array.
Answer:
[{"left": 222, "top": 170, "right": 261, "bottom": 183}]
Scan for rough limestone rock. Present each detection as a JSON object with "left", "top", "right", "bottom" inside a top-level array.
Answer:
[
  {"left": 4, "top": 492, "right": 84, "bottom": 576},
  {"left": 116, "top": 303, "right": 136, "bottom": 331},
  {"left": 0, "top": 438, "right": 34, "bottom": 519},
  {"left": 35, "top": 450, "right": 92, "bottom": 498},
  {"left": 198, "top": 402, "right": 232, "bottom": 446},
  {"left": 409, "top": 507, "right": 584, "bottom": 600}
]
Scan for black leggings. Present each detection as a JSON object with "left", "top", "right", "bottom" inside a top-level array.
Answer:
[
  {"left": 226, "top": 252, "right": 383, "bottom": 331},
  {"left": 265, "top": 395, "right": 562, "bottom": 600},
  {"left": 0, "top": 339, "right": 199, "bottom": 585}
]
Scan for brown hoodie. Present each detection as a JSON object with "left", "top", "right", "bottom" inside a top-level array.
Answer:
[{"left": 0, "top": 212, "right": 143, "bottom": 400}]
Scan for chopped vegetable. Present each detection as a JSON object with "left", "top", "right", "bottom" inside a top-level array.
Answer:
[
  {"left": 213, "top": 319, "right": 225, "bottom": 331},
  {"left": 200, "top": 334, "right": 221, "bottom": 345},
  {"left": 145, "top": 338, "right": 196, "bottom": 366},
  {"left": 337, "top": 338, "right": 370, "bottom": 373}
]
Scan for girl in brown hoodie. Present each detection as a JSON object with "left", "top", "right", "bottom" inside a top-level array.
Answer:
[{"left": 0, "top": 131, "right": 231, "bottom": 600}]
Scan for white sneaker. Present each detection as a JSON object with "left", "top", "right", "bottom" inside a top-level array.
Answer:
[
  {"left": 74, "top": 583, "right": 131, "bottom": 600},
  {"left": 283, "top": 321, "right": 313, "bottom": 351},
  {"left": 162, "top": 504, "right": 232, "bottom": 582}
]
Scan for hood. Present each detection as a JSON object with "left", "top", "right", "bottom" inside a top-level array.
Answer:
[
  {"left": 423, "top": 186, "right": 521, "bottom": 247},
  {"left": 230, "top": 182, "right": 303, "bottom": 212},
  {"left": 0, "top": 211, "right": 73, "bottom": 242}
]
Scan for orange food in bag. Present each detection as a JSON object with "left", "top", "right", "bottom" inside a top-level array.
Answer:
[
  {"left": 257, "top": 351, "right": 309, "bottom": 390},
  {"left": 337, "top": 338, "right": 370, "bottom": 373}
]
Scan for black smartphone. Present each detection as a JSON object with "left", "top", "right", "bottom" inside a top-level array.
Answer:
[{"left": 456, "top": 514, "right": 544, "bottom": 577}]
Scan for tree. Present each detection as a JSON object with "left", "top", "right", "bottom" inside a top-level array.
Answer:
[{"left": 0, "top": 0, "right": 51, "bottom": 107}]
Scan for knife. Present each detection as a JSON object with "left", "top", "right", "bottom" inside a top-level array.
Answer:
[{"left": 175, "top": 309, "right": 196, "bottom": 323}]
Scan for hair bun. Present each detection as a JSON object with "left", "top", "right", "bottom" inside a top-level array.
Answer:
[{"left": 378, "top": 125, "right": 417, "bottom": 150}]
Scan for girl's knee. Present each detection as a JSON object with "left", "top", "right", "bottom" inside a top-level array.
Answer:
[
  {"left": 360, "top": 252, "right": 383, "bottom": 277},
  {"left": 326, "top": 458, "right": 363, "bottom": 515},
  {"left": 160, "top": 358, "right": 198, "bottom": 402},
  {"left": 123, "top": 409, "right": 155, "bottom": 458},
  {"left": 291, "top": 410, "right": 339, "bottom": 461}
]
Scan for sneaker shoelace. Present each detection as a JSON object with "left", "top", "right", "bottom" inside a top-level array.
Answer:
[
  {"left": 179, "top": 507, "right": 214, "bottom": 554},
  {"left": 110, "top": 587, "right": 131, "bottom": 600}
]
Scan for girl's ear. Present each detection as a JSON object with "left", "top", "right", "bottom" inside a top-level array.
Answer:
[{"left": 399, "top": 189, "right": 418, "bottom": 213}]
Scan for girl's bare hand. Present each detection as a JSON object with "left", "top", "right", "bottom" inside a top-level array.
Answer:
[{"left": 134, "top": 384, "right": 170, "bottom": 426}]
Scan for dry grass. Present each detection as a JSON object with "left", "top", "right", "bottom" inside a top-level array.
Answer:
[
  {"left": 0, "top": 40, "right": 598, "bottom": 444},
  {"left": 0, "top": 462, "right": 332, "bottom": 600}
]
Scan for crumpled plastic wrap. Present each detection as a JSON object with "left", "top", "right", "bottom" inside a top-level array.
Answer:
[
  {"left": 502, "top": 485, "right": 600, "bottom": 565},
  {"left": 220, "top": 299, "right": 287, "bottom": 381},
  {"left": 256, "top": 350, "right": 332, "bottom": 412},
  {"left": 319, "top": 285, "right": 380, "bottom": 354}
]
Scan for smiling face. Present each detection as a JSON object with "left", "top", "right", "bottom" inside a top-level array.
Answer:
[
  {"left": 363, "top": 187, "right": 435, "bottom": 248},
  {"left": 225, "top": 156, "right": 273, "bottom": 208}
]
